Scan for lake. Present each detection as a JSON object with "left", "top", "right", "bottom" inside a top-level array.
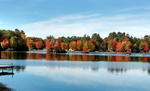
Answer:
[{"left": 0, "top": 51, "right": 150, "bottom": 91}]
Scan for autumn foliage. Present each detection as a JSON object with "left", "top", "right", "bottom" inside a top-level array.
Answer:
[
  {"left": 1, "top": 38, "right": 9, "bottom": 49},
  {"left": 0, "top": 30, "right": 149, "bottom": 53},
  {"left": 69, "top": 41, "right": 77, "bottom": 50},
  {"left": 36, "top": 40, "right": 44, "bottom": 49}
]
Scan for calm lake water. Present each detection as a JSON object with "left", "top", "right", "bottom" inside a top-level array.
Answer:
[{"left": 0, "top": 51, "right": 150, "bottom": 91}]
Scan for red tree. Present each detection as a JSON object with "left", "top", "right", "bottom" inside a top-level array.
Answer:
[
  {"left": 61, "top": 42, "right": 67, "bottom": 50},
  {"left": 76, "top": 40, "right": 82, "bottom": 51},
  {"left": 143, "top": 42, "right": 149, "bottom": 52},
  {"left": 69, "top": 41, "right": 77, "bottom": 50},
  {"left": 108, "top": 39, "right": 117, "bottom": 52},
  {"left": 116, "top": 42, "right": 123, "bottom": 52},
  {"left": 36, "top": 40, "right": 44, "bottom": 49}
]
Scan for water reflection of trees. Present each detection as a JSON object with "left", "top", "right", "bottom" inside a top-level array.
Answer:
[
  {"left": 145, "top": 68, "right": 150, "bottom": 75},
  {"left": 108, "top": 67, "right": 150, "bottom": 75},
  {"left": 107, "top": 67, "right": 127, "bottom": 74},
  {"left": 0, "top": 51, "right": 27, "bottom": 59},
  {"left": 91, "top": 66, "right": 99, "bottom": 71},
  {"left": 14, "top": 66, "right": 26, "bottom": 72},
  {"left": 0, "top": 51, "right": 150, "bottom": 62}
]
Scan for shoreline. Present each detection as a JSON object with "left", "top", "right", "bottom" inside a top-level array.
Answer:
[
  {"left": 1, "top": 50, "right": 150, "bottom": 54},
  {"left": 66, "top": 51, "right": 150, "bottom": 57}
]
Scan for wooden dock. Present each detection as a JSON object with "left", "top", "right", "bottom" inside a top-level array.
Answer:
[
  {"left": 0, "top": 64, "right": 14, "bottom": 76},
  {"left": 0, "top": 65, "right": 14, "bottom": 69}
]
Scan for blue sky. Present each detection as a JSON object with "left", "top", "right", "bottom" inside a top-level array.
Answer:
[{"left": 0, "top": 0, "right": 150, "bottom": 38}]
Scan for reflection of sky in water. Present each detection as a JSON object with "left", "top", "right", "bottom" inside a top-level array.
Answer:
[
  {"left": 26, "top": 66, "right": 148, "bottom": 86},
  {"left": 0, "top": 60, "right": 150, "bottom": 91}
]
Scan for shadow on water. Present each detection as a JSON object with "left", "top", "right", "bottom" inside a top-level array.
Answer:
[{"left": 0, "top": 83, "right": 12, "bottom": 91}]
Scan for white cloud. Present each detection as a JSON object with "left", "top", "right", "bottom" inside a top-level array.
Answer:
[
  {"left": 118, "top": 6, "right": 150, "bottom": 12},
  {"left": 19, "top": 13, "right": 150, "bottom": 38}
]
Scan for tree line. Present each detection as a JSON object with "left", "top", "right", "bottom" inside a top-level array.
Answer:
[{"left": 0, "top": 29, "right": 150, "bottom": 53}]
